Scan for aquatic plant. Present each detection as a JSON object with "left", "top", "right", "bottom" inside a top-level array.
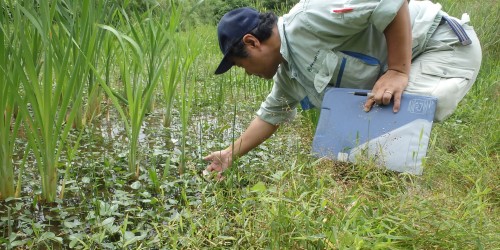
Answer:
[
  {"left": 0, "top": 12, "right": 22, "bottom": 198},
  {"left": 97, "top": 3, "right": 173, "bottom": 179},
  {"left": 8, "top": 0, "right": 94, "bottom": 202},
  {"left": 160, "top": 2, "right": 182, "bottom": 128}
]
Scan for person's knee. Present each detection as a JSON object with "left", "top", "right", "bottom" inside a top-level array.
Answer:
[{"left": 432, "top": 77, "right": 471, "bottom": 122}]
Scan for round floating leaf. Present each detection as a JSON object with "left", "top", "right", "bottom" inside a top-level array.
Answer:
[{"left": 130, "top": 181, "right": 142, "bottom": 190}]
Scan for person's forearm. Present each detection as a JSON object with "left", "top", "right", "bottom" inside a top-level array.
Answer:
[
  {"left": 226, "top": 116, "right": 279, "bottom": 158},
  {"left": 384, "top": 0, "right": 412, "bottom": 75}
]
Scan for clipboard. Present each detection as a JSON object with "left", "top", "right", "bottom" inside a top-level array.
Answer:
[{"left": 312, "top": 88, "right": 437, "bottom": 175}]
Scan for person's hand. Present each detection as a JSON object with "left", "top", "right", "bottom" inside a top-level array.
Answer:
[
  {"left": 364, "top": 69, "right": 409, "bottom": 113},
  {"left": 203, "top": 149, "right": 233, "bottom": 180}
]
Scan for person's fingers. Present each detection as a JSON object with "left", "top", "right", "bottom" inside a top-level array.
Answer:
[
  {"left": 216, "top": 172, "right": 223, "bottom": 181},
  {"left": 382, "top": 90, "right": 393, "bottom": 105},
  {"left": 372, "top": 89, "right": 386, "bottom": 105},
  {"left": 207, "top": 160, "right": 225, "bottom": 171},
  {"left": 204, "top": 153, "right": 216, "bottom": 172},
  {"left": 365, "top": 90, "right": 401, "bottom": 112},
  {"left": 205, "top": 164, "right": 215, "bottom": 172},
  {"left": 203, "top": 153, "right": 214, "bottom": 161},
  {"left": 202, "top": 169, "right": 210, "bottom": 176},
  {"left": 364, "top": 97, "right": 375, "bottom": 112},
  {"left": 393, "top": 92, "right": 402, "bottom": 113},
  {"left": 204, "top": 151, "right": 224, "bottom": 164}
]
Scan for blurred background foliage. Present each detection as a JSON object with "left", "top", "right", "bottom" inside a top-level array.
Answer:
[
  {"left": 1, "top": 0, "right": 295, "bottom": 26},
  {"left": 117, "top": 0, "right": 296, "bottom": 26}
]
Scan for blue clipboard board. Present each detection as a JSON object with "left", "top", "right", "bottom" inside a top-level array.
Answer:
[{"left": 312, "top": 88, "right": 437, "bottom": 175}]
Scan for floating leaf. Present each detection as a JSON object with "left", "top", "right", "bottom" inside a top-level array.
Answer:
[
  {"left": 38, "top": 232, "right": 63, "bottom": 243},
  {"left": 124, "top": 231, "right": 135, "bottom": 241},
  {"left": 100, "top": 217, "right": 115, "bottom": 227},
  {"left": 64, "top": 221, "right": 76, "bottom": 228},
  {"left": 68, "top": 233, "right": 85, "bottom": 248},
  {"left": 10, "top": 240, "right": 29, "bottom": 247},
  {"left": 130, "top": 181, "right": 142, "bottom": 189}
]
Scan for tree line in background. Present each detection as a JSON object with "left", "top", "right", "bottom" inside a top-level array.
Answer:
[
  {"left": 197, "top": 0, "right": 296, "bottom": 23},
  {"left": 119, "top": 0, "right": 296, "bottom": 26}
]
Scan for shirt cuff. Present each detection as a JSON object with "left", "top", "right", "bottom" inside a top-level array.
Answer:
[{"left": 256, "top": 107, "right": 297, "bottom": 126}]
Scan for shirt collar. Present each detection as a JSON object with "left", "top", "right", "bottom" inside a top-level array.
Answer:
[{"left": 277, "top": 17, "right": 290, "bottom": 68}]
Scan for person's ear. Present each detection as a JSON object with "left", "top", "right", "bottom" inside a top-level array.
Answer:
[{"left": 242, "top": 34, "right": 260, "bottom": 48}]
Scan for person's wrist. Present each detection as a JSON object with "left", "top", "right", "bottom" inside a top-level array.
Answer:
[
  {"left": 387, "top": 68, "right": 408, "bottom": 76},
  {"left": 223, "top": 148, "right": 235, "bottom": 160}
]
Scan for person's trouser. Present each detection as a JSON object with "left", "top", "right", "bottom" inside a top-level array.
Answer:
[{"left": 405, "top": 15, "right": 482, "bottom": 121}]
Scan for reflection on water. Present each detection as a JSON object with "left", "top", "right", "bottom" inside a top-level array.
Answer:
[
  {"left": 11, "top": 102, "right": 251, "bottom": 177},
  {"left": 97, "top": 107, "right": 164, "bottom": 144},
  {"left": 92, "top": 104, "right": 179, "bottom": 154}
]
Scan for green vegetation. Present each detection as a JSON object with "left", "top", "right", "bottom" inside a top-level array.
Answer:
[{"left": 0, "top": 0, "right": 498, "bottom": 248}]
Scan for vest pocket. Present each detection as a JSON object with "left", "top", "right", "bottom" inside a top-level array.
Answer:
[
  {"left": 312, "top": 49, "right": 338, "bottom": 93},
  {"left": 333, "top": 51, "right": 383, "bottom": 90},
  {"left": 311, "top": 50, "right": 383, "bottom": 93}
]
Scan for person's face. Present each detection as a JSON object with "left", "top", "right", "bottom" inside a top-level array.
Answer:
[{"left": 231, "top": 34, "right": 281, "bottom": 79}]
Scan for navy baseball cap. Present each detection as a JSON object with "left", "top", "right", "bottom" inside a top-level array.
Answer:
[{"left": 215, "top": 7, "right": 260, "bottom": 75}]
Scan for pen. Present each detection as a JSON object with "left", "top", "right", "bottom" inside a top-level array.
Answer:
[
  {"left": 332, "top": 7, "right": 354, "bottom": 13},
  {"left": 348, "top": 91, "right": 374, "bottom": 97}
]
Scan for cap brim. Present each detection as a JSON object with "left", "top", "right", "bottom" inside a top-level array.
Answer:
[{"left": 214, "top": 54, "right": 234, "bottom": 75}]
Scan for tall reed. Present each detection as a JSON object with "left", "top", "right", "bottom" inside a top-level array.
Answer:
[
  {"left": 178, "top": 32, "right": 201, "bottom": 174},
  {"left": 162, "top": 54, "right": 180, "bottom": 128},
  {"left": 0, "top": 4, "right": 23, "bottom": 198},
  {"left": 9, "top": 0, "right": 99, "bottom": 202},
  {"left": 78, "top": 1, "right": 119, "bottom": 128},
  {"left": 97, "top": 3, "right": 172, "bottom": 179},
  {"left": 161, "top": 2, "right": 182, "bottom": 128}
]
